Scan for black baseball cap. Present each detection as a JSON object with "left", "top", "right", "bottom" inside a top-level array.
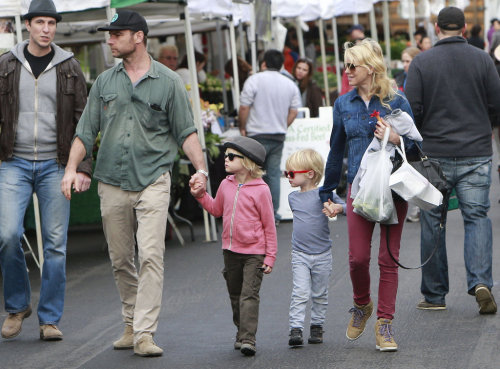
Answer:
[
  {"left": 437, "top": 7, "right": 465, "bottom": 31},
  {"left": 97, "top": 10, "right": 149, "bottom": 35},
  {"left": 347, "top": 24, "right": 365, "bottom": 35}
]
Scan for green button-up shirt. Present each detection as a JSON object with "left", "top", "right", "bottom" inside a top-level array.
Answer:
[{"left": 75, "top": 58, "right": 197, "bottom": 191}]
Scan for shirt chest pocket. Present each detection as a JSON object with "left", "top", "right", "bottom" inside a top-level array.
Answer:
[
  {"left": 100, "top": 93, "right": 118, "bottom": 121},
  {"left": 138, "top": 101, "right": 168, "bottom": 130},
  {"left": 342, "top": 112, "right": 373, "bottom": 137},
  {"left": 0, "top": 67, "right": 15, "bottom": 95}
]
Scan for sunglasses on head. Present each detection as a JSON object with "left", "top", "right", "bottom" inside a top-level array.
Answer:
[
  {"left": 284, "top": 170, "right": 310, "bottom": 179},
  {"left": 224, "top": 153, "right": 245, "bottom": 161},
  {"left": 345, "top": 63, "right": 363, "bottom": 71}
]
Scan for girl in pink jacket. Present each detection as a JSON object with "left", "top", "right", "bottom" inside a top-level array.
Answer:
[{"left": 190, "top": 136, "right": 277, "bottom": 357}]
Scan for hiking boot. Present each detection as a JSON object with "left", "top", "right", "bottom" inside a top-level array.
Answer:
[
  {"left": 288, "top": 328, "right": 303, "bottom": 346},
  {"left": 308, "top": 325, "right": 323, "bottom": 344},
  {"left": 475, "top": 284, "right": 497, "bottom": 314},
  {"left": 40, "top": 324, "right": 63, "bottom": 341},
  {"left": 113, "top": 324, "right": 134, "bottom": 349},
  {"left": 134, "top": 334, "right": 163, "bottom": 357},
  {"left": 416, "top": 299, "right": 446, "bottom": 311},
  {"left": 1, "top": 306, "right": 32, "bottom": 339},
  {"left": 375, "top": 319, "right": 397, "bottom": 351},
  {"left": 240, "top": 342, "right": 256, "bottom": 356},
  {"left": 346, "top": 300, "right": 373, "bottom": 340}
]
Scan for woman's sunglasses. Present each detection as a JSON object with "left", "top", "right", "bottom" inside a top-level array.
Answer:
[
  {"left": 284, "top": 170, "right": 310, "bottom": 179},
  {"left": 224, "top": 153, "right": 245, "bottom": 161},
  {"left": 345, "top": 63, "right": 363, "bottom": 71}
]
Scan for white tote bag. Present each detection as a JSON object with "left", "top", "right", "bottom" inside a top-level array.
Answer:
[{"left": 389, "top": 140, "right": 443, "bottom": 211}]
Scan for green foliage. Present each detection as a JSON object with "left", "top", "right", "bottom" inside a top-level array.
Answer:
[{"left": 379, "top": 37, "right": 408, "bottom": 61}]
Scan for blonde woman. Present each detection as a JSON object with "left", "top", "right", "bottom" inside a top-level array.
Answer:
[{"left": 319, "top": 39, "right": 416, "bottom": 351}]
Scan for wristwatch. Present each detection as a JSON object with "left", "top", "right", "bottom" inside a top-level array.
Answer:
[{"left": 196, "top": 169, "right": 209, "bottom": 179}]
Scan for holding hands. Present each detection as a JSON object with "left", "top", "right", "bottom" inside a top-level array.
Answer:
[
  {"left": 189, "top": 172, "right": 206, "bottom": 198},
  {"left": 322, "top": 199, "right": 343, "bottom": 218}
]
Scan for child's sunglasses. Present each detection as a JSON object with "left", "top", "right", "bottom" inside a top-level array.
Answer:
[
  {"left": 284, "top": 170, "right": 310, "bottom": 179},
  {"left": 224, "top": 153, "right": 245, "bottom": 161}
]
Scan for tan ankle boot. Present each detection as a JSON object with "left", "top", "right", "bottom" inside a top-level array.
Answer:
[
  {"left": 1, "top": 306, "right": 32, "bottom": 339},
  {"left": 40, "top": 324, "right": 63, "bottom": 341},
  {"left": 375, "top": 318, "right": 397, "bottom": 351},
  {"left": 113, "top": 325, "right": 134, "bottom": 350},
  {"left": 134, "top": 334, "right": 163, "bottom": 357}
]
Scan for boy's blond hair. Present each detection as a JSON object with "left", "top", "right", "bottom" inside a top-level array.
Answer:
[
  {"left": 226, "top": 148, "right": 265, "bottom": 178},
  {"left": 285, "top": 149, "right": 324, "bottom": 186}
]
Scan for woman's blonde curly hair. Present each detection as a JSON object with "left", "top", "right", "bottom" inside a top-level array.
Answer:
[{"left": 343, "top": 38, "right": 401, "bottom": 109}]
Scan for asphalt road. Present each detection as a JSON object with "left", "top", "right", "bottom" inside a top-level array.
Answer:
[{"left": 1, "top": 166, "right": 500, "bottom": 369}]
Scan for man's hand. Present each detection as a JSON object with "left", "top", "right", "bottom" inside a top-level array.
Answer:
[
  {"left": 189, "top": 172, "right": 207, "bottom": 196},
  {"left": 189, "top": 173, "right": 206, "bottom": 198},
  {"left": 75, "top": 172, "right": 92, "bottom": 193},
  {"left": 61, "top": 169, "right": 79, "bottom": 200}
]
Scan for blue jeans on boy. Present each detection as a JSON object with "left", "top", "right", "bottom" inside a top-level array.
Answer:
[
  {"left": 289, "top": 249, "right": 332, "bottom": 329},
  {"left": 420, "top": 156, "right": 492, "bottom": 305},
  {"left": 251, "top": 137, "right": 283, "bottom": 221},
  {"left": 0, "top": 157, "right": 70, "bottom": 325}
]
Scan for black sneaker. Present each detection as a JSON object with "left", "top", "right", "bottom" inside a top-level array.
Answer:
[
  {"left": 308, "top": 325, "right": 323, "bottom": 344},
  {"left": 240, "top": 342, "right": 256, "bottom": 356},
  {"left": 288, "top": 328, "right": 303, "bottom": 346}
]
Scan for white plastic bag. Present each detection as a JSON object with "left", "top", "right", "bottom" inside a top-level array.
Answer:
[
  {"left": 389, "top": 140, "right": 443, "bottom": 211},
  {"left": 352, "top": 129, "right": 395, "bottom": 223}
]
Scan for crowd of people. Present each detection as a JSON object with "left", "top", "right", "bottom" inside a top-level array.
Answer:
[{"left": 0, "top": 0, "right": 499, "bottom": 361}]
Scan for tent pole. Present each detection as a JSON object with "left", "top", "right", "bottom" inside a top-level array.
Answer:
[
  {"left": 331, "top": 17, "right": 341, "bottom": 96},
  {"left": 238, "top": 22, "right": 245, "bottom": 58},
  {"left": 408, "top": 1, "right": 416, "bottom": 47},
  {"left": 184, "top": 6, "right": 217, "bottom": 242},
  {"left": 14, "top": 15, "right": 23, "bottom": 43},
  {"left": 382, "top": 0, "right": 391, "bottom": 73},
  {"left": 215, "top": 19, "right": 229, "bottom": 118},
  {"left": 318, "top": 19, "right": 330, "bottom": 106},
  {"left": 353, "top": 13, "right": 359, "bottom": 25},
  {"left": 249, "top": 1, "right": 257, "bottom": 71},
  {"left": 369, "top": 5, "right": 378, "bottom": 42},
  {"left": 296, "top": 17, "right": 305, "bottom": 58},
  {"left": 230, "top": 18, "right": 240, "bottom": 112}
]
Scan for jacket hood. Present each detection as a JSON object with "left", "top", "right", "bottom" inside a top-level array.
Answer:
[{"left": 11, "top": 40, "right": 73, "bottom": 69}]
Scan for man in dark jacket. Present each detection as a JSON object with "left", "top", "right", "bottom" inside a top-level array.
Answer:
[
  {"left": 0, "top": 0, "right": 90, "bottom": 341},
  {"left": 406, "top": 6, "right": 500, "bottom": 315}
]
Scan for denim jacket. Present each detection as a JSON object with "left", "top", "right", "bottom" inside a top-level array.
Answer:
[{"left": 319, "top": 88, "right": 415, "bottom": 203}]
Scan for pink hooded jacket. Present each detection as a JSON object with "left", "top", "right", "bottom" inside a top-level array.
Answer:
[{"left": 196, "top": 175, "right": 277, "bottom": 267}]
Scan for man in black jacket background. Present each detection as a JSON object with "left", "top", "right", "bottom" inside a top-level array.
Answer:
[{"left": 406, "top": 6, "right": 500, "bottom": 315}]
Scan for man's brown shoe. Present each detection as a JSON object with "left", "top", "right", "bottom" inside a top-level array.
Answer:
[
  {"left": 1, "top": 306, "right": 32, "bottom": 339},
  {"left": 134, "top": 334, "right": 163, "bottom": 357},
  {"left": 40, "top": 325, "right": 63, "bottom": 341},
  {"left": 113, "top": 324, "right": 134, "bottom": 350},
  {"left": 475, "top": 284, "right": 497, "bottom": 314}
]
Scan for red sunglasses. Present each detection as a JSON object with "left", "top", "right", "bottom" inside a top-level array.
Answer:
[{"left": 284, "top": 170, "right": 310, "bottom": 179}]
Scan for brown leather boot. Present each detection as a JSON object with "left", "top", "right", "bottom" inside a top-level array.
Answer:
[
  {"left": 39, "top": 324, "right": 63, "bottom": 341},
  {"left": 1, "top": 306, "right": 32, "bottom": 339}
]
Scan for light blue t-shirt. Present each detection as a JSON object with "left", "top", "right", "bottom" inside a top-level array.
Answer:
[{"left": 288, "top": 188, "right": 345, "bottom": 255}]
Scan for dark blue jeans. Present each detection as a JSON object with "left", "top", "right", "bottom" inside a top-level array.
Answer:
[
  {"left": 420, "top": 156, "right": 492, "bottom": 304},
  {"left": 0, "top": 157, "right": 69, "bottom": 325}
]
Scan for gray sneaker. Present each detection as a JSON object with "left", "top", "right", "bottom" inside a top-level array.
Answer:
[
  {"left": 416, "top": 299, "right": 446, "bottom": 311},
  {"left": 475, "top": 284, "right": 497, "bottom": 314}
]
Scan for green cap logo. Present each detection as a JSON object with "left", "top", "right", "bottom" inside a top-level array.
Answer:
[{"left": 111, "top": 14, "right": 118, "bottom": 23}]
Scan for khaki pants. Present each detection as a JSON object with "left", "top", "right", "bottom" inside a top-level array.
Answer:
[{"left": 98, "top": 173, "right": 170, "bottom": 341}]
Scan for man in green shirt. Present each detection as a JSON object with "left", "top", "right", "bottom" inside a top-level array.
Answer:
[{"left": 61, "top": 10, "right": 208, "bottom": 357}]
